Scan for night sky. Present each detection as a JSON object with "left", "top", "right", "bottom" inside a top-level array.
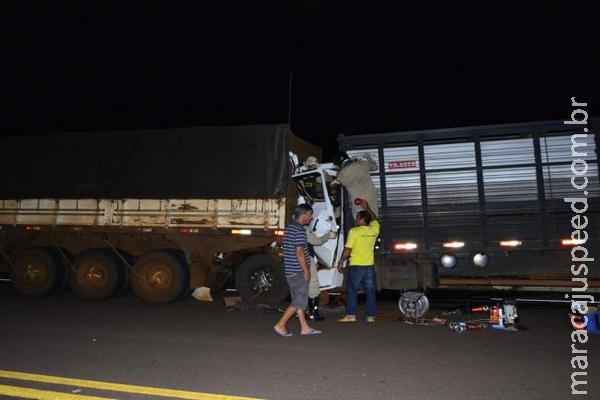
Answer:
[{"left": 4, "top": 2, "right": 599, "bottom": 158}]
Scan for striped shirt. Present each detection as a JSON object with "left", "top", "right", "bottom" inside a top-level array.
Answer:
[{"left": 282, "top": 220, "right": 310, "bottom": 277}]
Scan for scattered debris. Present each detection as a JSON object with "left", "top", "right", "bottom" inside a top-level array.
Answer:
[
  {"left": 449, "top": 301, "right": 522, "bottom": 333},
  {"left": 448, "top": 321, "right": 487, "bottom": 333},
  {"left": 223, "top": 296, "right": 242, "bottom": 308},
  {"left": 400, "top": 316, "right": 447, "bottom": 326},
  {"left": 442, "top": 307, "right": 468, "bottom": 316},
  {"left": 397, "top": 293, "right": 523, "bottom": 332},
  {"left": 191, "top": 287, "right": 213, "bottom": 302}
]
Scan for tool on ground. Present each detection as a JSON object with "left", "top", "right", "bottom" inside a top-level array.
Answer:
[{"left": 450, "top": 300, "right": 520, "bottom": 333}]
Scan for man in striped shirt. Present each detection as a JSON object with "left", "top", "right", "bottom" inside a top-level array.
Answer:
[{"left": 274, "top": 204, "right": 323, "bottom": 337}]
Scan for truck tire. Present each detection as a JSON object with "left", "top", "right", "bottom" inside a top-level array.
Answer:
[
  {"left": 70, "top": 250, "right": 121, "bottom": 300},
  {"left": 131, "top": 251, "right": 187, "bottom": 304},
  {"left": 235, "top": 254, "right": 289, "bottom": 305},
  {"left": 11, "top": 248, "right": 64, "bottom": 297}
]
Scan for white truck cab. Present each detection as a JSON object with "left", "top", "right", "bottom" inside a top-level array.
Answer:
[{"left": 289, "top": 153, "right": 345, "bottom": 290}]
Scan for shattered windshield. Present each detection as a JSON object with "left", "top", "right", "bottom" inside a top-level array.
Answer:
[
  {"left": 294, "top": 171, "right": 339, "bottom": 206},
  {"left": 294, "top": 173, "right": 324, "bottom": 203}
]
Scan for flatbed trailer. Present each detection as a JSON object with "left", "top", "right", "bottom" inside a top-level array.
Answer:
[{"left": 0, "top": 124, "right": 320, "bottom": 303}]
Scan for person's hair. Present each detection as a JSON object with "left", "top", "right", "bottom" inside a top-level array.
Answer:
[
  {"left": 357, "top": 210, "right": 372, "bottom": 225},
  {"left": 292, "top": 203, "right": 313, "bottom": 219}
]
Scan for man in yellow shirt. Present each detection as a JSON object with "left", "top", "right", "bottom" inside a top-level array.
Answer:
[{"left": 334, "top": 199, "right": 380, "bottom": 323}]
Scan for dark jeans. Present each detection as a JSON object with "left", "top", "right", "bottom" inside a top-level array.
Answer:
[{"left": 345, "top": 266, "right": 377, "bottom": 317}]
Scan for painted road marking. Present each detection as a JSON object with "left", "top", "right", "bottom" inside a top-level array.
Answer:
[
  {"left": 0, "top": 384, "right": 113, "bottom": 400},
  {"left": 0, "top": 370, "right": 263, "bottom": 400}
]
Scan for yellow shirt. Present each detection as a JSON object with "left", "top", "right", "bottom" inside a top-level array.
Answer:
[{"left": 345, "top": 220, "right": 380, "bottom": 266}]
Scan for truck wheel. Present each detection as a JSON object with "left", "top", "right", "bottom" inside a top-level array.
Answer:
[
  {"left": 70, "top": 250, "right": 121, "bottom": 300},
  {"left": 131, "top": 251, "right": 187, "bottom": 304},
  {"left": 235, "top": 254, "right": 289, "bottom": 305},
  {"left": 11, "top": 248, "right": 63, "bottom": 297}
]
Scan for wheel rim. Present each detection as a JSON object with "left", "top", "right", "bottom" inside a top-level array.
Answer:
[
  {"left": 132, "top": 252, "right": 186, "bottom": 304},
  {"left": 23, "top": 262, "right": 48, "bottom": 285},
  {"left": 249, "top": 267, "right": 277, "bottom": 294},
  {"left": 399, "top": 292, "right": 429, "bottom": 318},
  {"left": 142, "top": 264, "right": 172, "bottom": 289},
  {"left": 77, "top": 262, "right": 106, "bottom": 290}
]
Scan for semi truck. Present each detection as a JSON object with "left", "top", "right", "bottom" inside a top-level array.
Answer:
[
  {"left": 0, "top": 124, "right": 320, "bottom": 304},
  {"left": 294, "top": 118, "right": 599, "bottom": 294}
]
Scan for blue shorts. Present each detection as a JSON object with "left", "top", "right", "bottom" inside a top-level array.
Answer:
[{"left": 286, "top": 272, "right": 308, "bottom": 309}]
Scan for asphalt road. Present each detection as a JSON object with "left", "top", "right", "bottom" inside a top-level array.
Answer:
[{"left": 0, "top": 281, "right": 597, "bottom": 400}]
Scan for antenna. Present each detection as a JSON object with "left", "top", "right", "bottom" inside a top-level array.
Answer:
[{"left": 288, "top": 68, "right": 293, "bottom": 127}]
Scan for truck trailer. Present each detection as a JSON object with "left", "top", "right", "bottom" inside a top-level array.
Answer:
[
  {"left": 0, "top": 124, "right": 320, "bottom": 304},
  {"left": 294, "top": 118, "right": 599, "bottom": 293}
]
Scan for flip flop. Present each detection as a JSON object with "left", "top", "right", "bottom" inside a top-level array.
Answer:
[
  {"left": 273, "top": 327, "right": 293, "bottom": 337},
  {"left": 301, "top": 329, "right": 322, "bottom": 336}
]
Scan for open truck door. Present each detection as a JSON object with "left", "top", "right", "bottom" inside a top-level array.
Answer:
[{"left": 290, "top": 154, "right": 344, "bottom": 290}]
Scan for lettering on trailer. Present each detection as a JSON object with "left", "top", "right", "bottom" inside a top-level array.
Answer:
[{"left": 388, "top": 160, "right": 417, "bottom": 169}]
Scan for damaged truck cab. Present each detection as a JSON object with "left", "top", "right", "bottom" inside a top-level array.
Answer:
[{"left": 289, "top": 154, "right": 345, "bottom": 291}]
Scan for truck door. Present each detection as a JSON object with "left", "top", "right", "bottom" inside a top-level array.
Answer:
[{"left": 292, "top": 169, "right": 344, "bottom": 290}]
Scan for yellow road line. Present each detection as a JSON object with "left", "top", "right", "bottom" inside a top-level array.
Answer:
[
  {"left": 0, "top": 384, "right": 113, "bottom": 400},
  {"left": 0, "top": 370, "right": 263, "bottom": 400}
]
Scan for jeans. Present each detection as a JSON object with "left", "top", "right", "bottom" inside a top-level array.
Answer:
[{"left": 345, "top": 266, "right": 377, "bottom": 317}]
